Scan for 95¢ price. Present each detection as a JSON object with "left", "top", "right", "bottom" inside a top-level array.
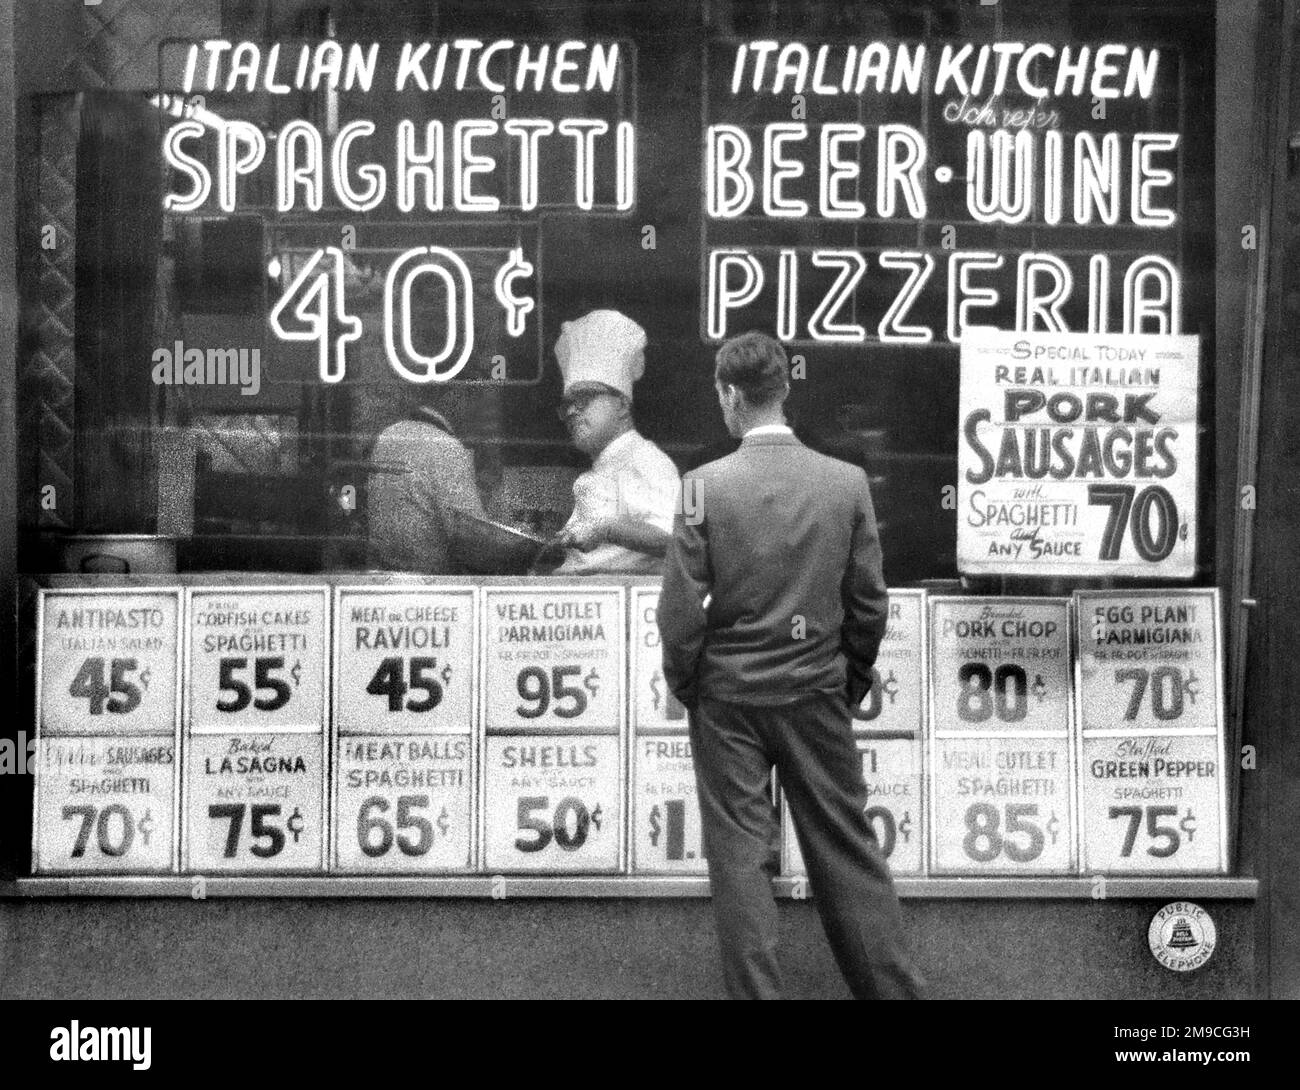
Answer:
[{"left": 515, "top": 664, "right": 600, "bottom": 719}]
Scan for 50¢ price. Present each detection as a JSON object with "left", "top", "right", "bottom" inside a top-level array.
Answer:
[{"left": 515, "top": 795, "right": 603, "bottom": 853}]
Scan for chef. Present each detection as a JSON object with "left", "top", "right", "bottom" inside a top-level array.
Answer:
[{"left": 551, "top": 309, "right": 681, "bottom": 575}]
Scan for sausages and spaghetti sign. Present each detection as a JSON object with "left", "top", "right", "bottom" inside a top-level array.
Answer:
[{"left": 958, "top": 330, "right": 1199, "bottom": 577}]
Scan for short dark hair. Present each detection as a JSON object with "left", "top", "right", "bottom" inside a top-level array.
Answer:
[{"left": 714, "top": 331, "right": 790, "bottom": 407}]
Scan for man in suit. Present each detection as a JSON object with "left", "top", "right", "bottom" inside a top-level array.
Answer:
[{"left": 657, "top": 330, "right": 923, "bottom": 1000}]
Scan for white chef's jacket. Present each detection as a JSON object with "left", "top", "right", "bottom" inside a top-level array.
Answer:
[{"left": 557, "top": 429, "right": 681, "bottom": 575}]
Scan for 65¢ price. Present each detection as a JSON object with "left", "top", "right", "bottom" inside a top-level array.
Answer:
[{"left": 356, "top": 794, "right": 449, "bottom": 857}]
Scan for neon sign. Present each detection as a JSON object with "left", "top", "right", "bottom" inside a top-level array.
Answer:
[
  {"left": 160, "top": 38, "right": 632, "bottom": 384},
  {"left": 703, "top": 38, "right": 1186, "bottom": 345}
]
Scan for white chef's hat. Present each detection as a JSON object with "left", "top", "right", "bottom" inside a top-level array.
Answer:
[{"left": 554, "top": 309, "right": 647, "bottom": 399}]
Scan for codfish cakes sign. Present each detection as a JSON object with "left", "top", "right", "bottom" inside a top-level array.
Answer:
[{"left": 958, "top": 330, "right": 1199, "bottom": 577}]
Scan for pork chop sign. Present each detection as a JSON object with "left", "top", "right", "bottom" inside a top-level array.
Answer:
[{"left": 958, "top": 329, "right": 1199, "bottom": 577}]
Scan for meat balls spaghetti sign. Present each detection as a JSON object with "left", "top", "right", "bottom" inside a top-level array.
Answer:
[{"left": 958, "top": 330, "right": 1199, "bottom": 576}]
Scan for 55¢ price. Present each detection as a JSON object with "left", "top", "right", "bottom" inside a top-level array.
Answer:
[{"left": 215, "top": 656, "right": 300, "bottom": 712}]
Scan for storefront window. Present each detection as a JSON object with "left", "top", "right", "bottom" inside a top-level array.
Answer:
[{"left": 14, "top": 0, "right": 1214, "bottom": 586}]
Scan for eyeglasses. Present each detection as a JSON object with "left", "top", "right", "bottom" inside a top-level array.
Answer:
[{"left": 556, "top": 389, "right": 615, "bottom": 420}]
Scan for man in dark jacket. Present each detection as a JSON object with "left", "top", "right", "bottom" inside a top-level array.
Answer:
[{"left": 657, "top": 330, "right": 923, "bottom": 1000}]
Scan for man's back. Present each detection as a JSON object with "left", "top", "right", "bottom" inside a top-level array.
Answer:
[
  {"left": 367, "top": 418, "right": 483, "bottom": 573},
  {"left": 659, "top": 432, "right": 888, "bottom": 706}
]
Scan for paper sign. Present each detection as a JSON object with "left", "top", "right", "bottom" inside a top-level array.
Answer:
[
  {"left": 334, "top": 587, "right": 477, "bottom": 735},
  {"left": 958, "top": 330, "right": 1199, "bottom": 577},
  {"left": 929, "top": 597, "right": 1076, "bottom": 874},
  {"left": 334, "top": 734, "right": 473, "bottom": 872},
  {"left": 482, "top": 586, "right": 624, "bottom": 734},
  {"left": 783, "top": 737, "right": 923, "bottom": 876},
  {"left": 33, "top": 736, "right": 176, "bottom": 874},
  {"left": 186, "top": 587, "right": 329, "bottom": 733},
  {"left": 39, "top": 589, "right": 181, "bottom": 736},
  {"left": 184, "top": 733, "right": 326, "bottom": 872},
  {"left": 631, "top": 733, "right": 705, "bottom": 874},
  {"left": 1075, "top": 589, "right": 1226, "bottom": 873},
  {"left": 481, "top": 735, "right": 623, "bottom": 873}
]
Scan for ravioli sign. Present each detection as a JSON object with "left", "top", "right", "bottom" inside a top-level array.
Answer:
[{"left": 958, "top": 330, "right": 1198, "bottom": 576}]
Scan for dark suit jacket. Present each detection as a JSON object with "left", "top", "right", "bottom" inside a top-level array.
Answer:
[{"left": 657, "top": 431, "right": 889, "bottom": 709}]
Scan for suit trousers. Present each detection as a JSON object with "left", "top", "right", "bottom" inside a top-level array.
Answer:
[{"left": 689, "top": 690, "right": 924, "bottom": 1000}]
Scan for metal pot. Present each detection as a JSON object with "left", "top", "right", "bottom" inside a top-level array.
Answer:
[
  {"left": 446, "top": 510, "right": 552, "bottom": 574},
  {"left": 54, "top": 535, "right": 179, "bottom": 575}
]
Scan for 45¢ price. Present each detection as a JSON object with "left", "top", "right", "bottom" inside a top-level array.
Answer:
[
  {"left": 68, "top": 657, "right": 151, "bottom": 715},
  {"left": 365, "top": 656, "right": 452, "bottom": 713}
]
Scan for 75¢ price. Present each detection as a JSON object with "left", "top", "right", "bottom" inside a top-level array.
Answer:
[
  {"left": 207, "top": 803, "right": 306, "bottom": 858},
  {"left": 1108, "top": 804, "right": 1197, "bottom": 858}
]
